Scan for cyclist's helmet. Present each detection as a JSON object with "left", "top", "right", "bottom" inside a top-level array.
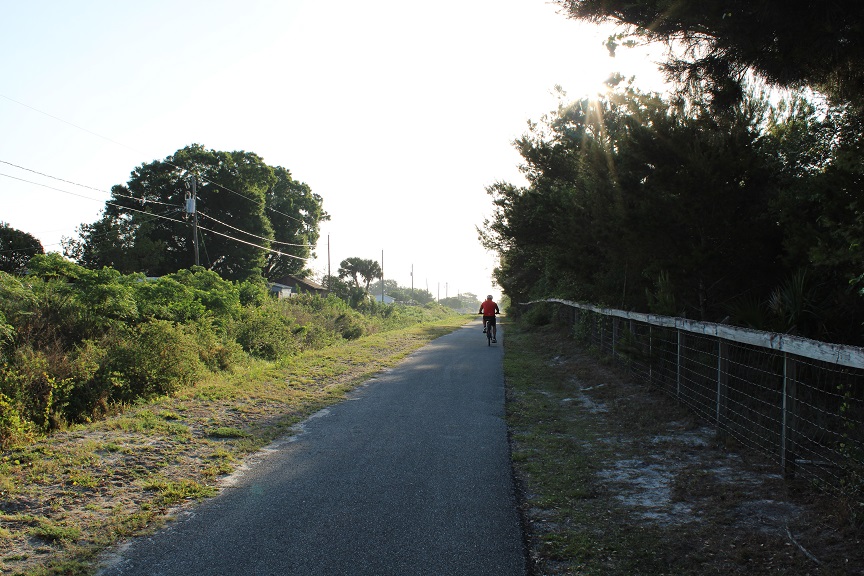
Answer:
[{"left": 487, "top": 295, "right": 493, "bottom": 299}]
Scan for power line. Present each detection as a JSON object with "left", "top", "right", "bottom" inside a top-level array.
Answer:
[
  {"left": 0, "top": 160, "right": 176, "bottom": 207},
  {"left": 0, "top": 93, "right": 145, "bottom": 157},
  {"left": 0, "top": 96, "right": 318, "bottom": 264},
  {"left": 193, "top": 175, "right": 309, "bottom": 227},
  {"left": 0, "top": 94, "right": 312, "bottom": 227},
  {"left": 1, "top": 171, "right": 115, "bottom": 205},
  {"left": 0, "top": 246, "right": 44, "bottom": 255},
  {"left": 199, "top": 211, "right": 313, "bottom": 248},
  {"left": 0, "top": 208, "right": 182, "bottom": 255},
  {"left": 195, "top": 223, "right": 307, "bottom": 260},
  {"left": 0, "top": 172, "right": 187, "bottom": 226},
  {"left": 0, "top": 172, "right": 307, "bottom": 260}
]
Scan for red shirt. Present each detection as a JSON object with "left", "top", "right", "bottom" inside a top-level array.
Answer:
[{"left": 479, "top": 300, "right": 499, "bottom": 316}]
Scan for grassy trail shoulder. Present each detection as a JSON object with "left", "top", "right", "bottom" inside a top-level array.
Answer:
[
  {"left": 0, "top": 316, "right": 470, "bottom": 576},
  {"left": 504, "top": 319, "right": 863, "bottom": 575}
]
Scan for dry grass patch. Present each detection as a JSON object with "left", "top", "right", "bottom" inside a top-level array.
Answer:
[{"left": 505, "top": 320, "right": 864, "bottom": 575}]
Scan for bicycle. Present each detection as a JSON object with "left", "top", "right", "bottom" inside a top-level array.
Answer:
[{"left": 479, "top": 313, "right": 498, "bottom": 346}]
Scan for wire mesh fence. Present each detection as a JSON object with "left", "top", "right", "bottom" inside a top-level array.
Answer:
[{"left": 536, "top": 299, "right": 864, "bottom": 490}]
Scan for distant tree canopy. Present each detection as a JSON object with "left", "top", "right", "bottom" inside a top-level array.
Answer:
[
  {"left": 0, "top": 223, "right": 43, "bottom": 275},
  {"left": 64, "top": 144, "right": 327, "bottom": 282},
  {"left": 338, "top": 257, "right": 382, "bottom": 292},
  {"left": 483, "top": 82, "right": 864, "bottom": 344},
  {"left": 439, "top": 291, "right": 480, "bottom": 311},
  {"left": 388, "top": 286, "right": 434, "bottom": 305},
  {"left": 367, "top": 278, "right": 443, "bottom": 306},
  {"left": 556, "top": 0, "right": 864, "bottom": 110}
]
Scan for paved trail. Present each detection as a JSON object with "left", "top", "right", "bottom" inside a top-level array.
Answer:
[{"left": 99, "top": 321, "right": 524, "bottom": 576}]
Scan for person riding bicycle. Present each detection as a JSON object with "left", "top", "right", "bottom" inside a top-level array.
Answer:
[{"left": 479, "top": 295, "right": 500, "bottom": 343}]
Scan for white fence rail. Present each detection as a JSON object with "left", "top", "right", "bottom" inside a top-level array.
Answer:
[{"left": 527, "top": 299, "right": 864, "bottom": 485}]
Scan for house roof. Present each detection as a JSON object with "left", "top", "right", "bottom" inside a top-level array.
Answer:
[{"left": 272, "top": 274, "right": 327, "bottom": 292}]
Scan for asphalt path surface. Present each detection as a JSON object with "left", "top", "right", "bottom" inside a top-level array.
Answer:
[{"left": 98, "top": 320, "right": 525, "bottom": 576}]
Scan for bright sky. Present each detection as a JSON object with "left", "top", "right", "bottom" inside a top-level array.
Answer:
[{"left": 0, "top": 0, "right": 667, "bottom": 301}]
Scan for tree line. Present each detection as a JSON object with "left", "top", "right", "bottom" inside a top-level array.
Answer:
[
  {"left": 321, "top": 257, "right": 479, "bottom": 311},
  {"left": 63, "top": 143, "right": 328, "bottom": 283},
  {"left": 483, "top": 2, "right": 864, "bottom": 345}
]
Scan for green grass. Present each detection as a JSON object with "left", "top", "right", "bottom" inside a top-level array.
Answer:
[
  {"left": 142, "top": 478, "right": 217, "bottom": 506},
  {"left": 29, "top": 522, "right": 81, "bottom": 544},
  {"left": 207, "top": 427, "right": 248, "bottom": 438}
]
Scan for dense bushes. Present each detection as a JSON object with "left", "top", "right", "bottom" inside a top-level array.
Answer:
[{"left": 0, "top": 256, "right": 458, "bottom": 447}]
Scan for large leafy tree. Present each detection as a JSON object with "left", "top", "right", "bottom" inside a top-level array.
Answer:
[
  {"left": 65, "top": 145, "right": 326, "bottom": 282},
  {"left": 0, "top": 223, "right": 43, "bottom": 275},
  {"left": 759, "top": 99, "right": 864, "bottom": 341},
  {"left": 262, "top": 166, "right": 329, "bottom": 280},
  {"left": 557, "top": 0, "right": 864, "bottom": 109}
]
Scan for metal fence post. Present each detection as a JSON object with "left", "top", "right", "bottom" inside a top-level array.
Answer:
[
  {"left": 648, "top": 325, "right": 653, "bottom": 386},
  {"left": 599, "top": 312, "right": 604, "bottom": 353},
  {"left": 717, "top": 339, "right": 729, "bottom": 435},
  {"left": 676, "top": 329, "right": 682, "bottom": 398},
  {"left": 782, "top": 352, "right": 798, "bottom": 478}
]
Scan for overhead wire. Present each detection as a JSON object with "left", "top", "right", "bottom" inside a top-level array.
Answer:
[
  {"left": 0, "top": 160, "right": 176, "bottom": 208},
  {"left": 195, "top": 223, "right": 307, "bottom": 260},
  {"left": 198, "top": 227, "right": 211, "bottom": 267},
  {"left": 0, "top": 93, "right": 313, "bottom": 227},
  {"left": 198, "top": 211, "right": 314, "bottom": 248},
  {"left": 0, "top": 95, "right": 315, "bottom": 262},
  {"left": 193, "top": 175, "right": 310, "bottom": 227},
  {"left": 0, "top": 172, "right": 186, "bottom": 227},
  {"left": 0, "top": 93, "right": 144, "bottom": 157},
  {"left": 0, "top": 171, "right": 307, "bottom": 261}
]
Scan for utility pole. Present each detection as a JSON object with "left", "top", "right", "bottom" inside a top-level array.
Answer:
[
  {"left": 327, "top": 235, "right": 331, "bottom": 289},
  {"left": 381, "top": 250, "right": 385, "bottom": 303},
  {"left": 185, "top": 177, "right": 199, "bottom": 267}
]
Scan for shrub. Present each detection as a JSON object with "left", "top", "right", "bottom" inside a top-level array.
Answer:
[
  {"left": 189, "top": 320, "right": 242, "bottom": 371},
  {"left": 0, "top": 265, "right": 463, "bottom": 444},
  {"left": 0, "top": 392, "right": 34, "bottom": 448},
  {"left": 104, "top": 320, "right": 202, "bottom": 401},
  {"left": 132, "top": 276, "right": 208, "bottom": 323},
  {"left": 168, "top": 267, "right": 242, "bottom": 323},
  {"left": 3, "top": 347, "right": 54, "bottom": 429},
  {"left": 522, "top": 302, "right": 553, "bottom": 326},
  {"left": 334, "top": 313, "right": 367, "bottom": 340},
  {"left": 72, "top": 267, "right": 138, "bottom": 332},
  {"left": 234, "top": 306, "right": 298, "bottom": 360},
  {"left": 57, "top": 339, "right": 111, "bottom": 423},
  {"left": 239, "top": 279, "right": 268, "bottom": 307},
  {"left": 0, "top": 312, "right": 13, "bottom": 364}
]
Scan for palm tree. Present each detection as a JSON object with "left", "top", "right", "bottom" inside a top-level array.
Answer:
[{"left": 338, "top": 257, "right": 382, "bottom": 292}]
